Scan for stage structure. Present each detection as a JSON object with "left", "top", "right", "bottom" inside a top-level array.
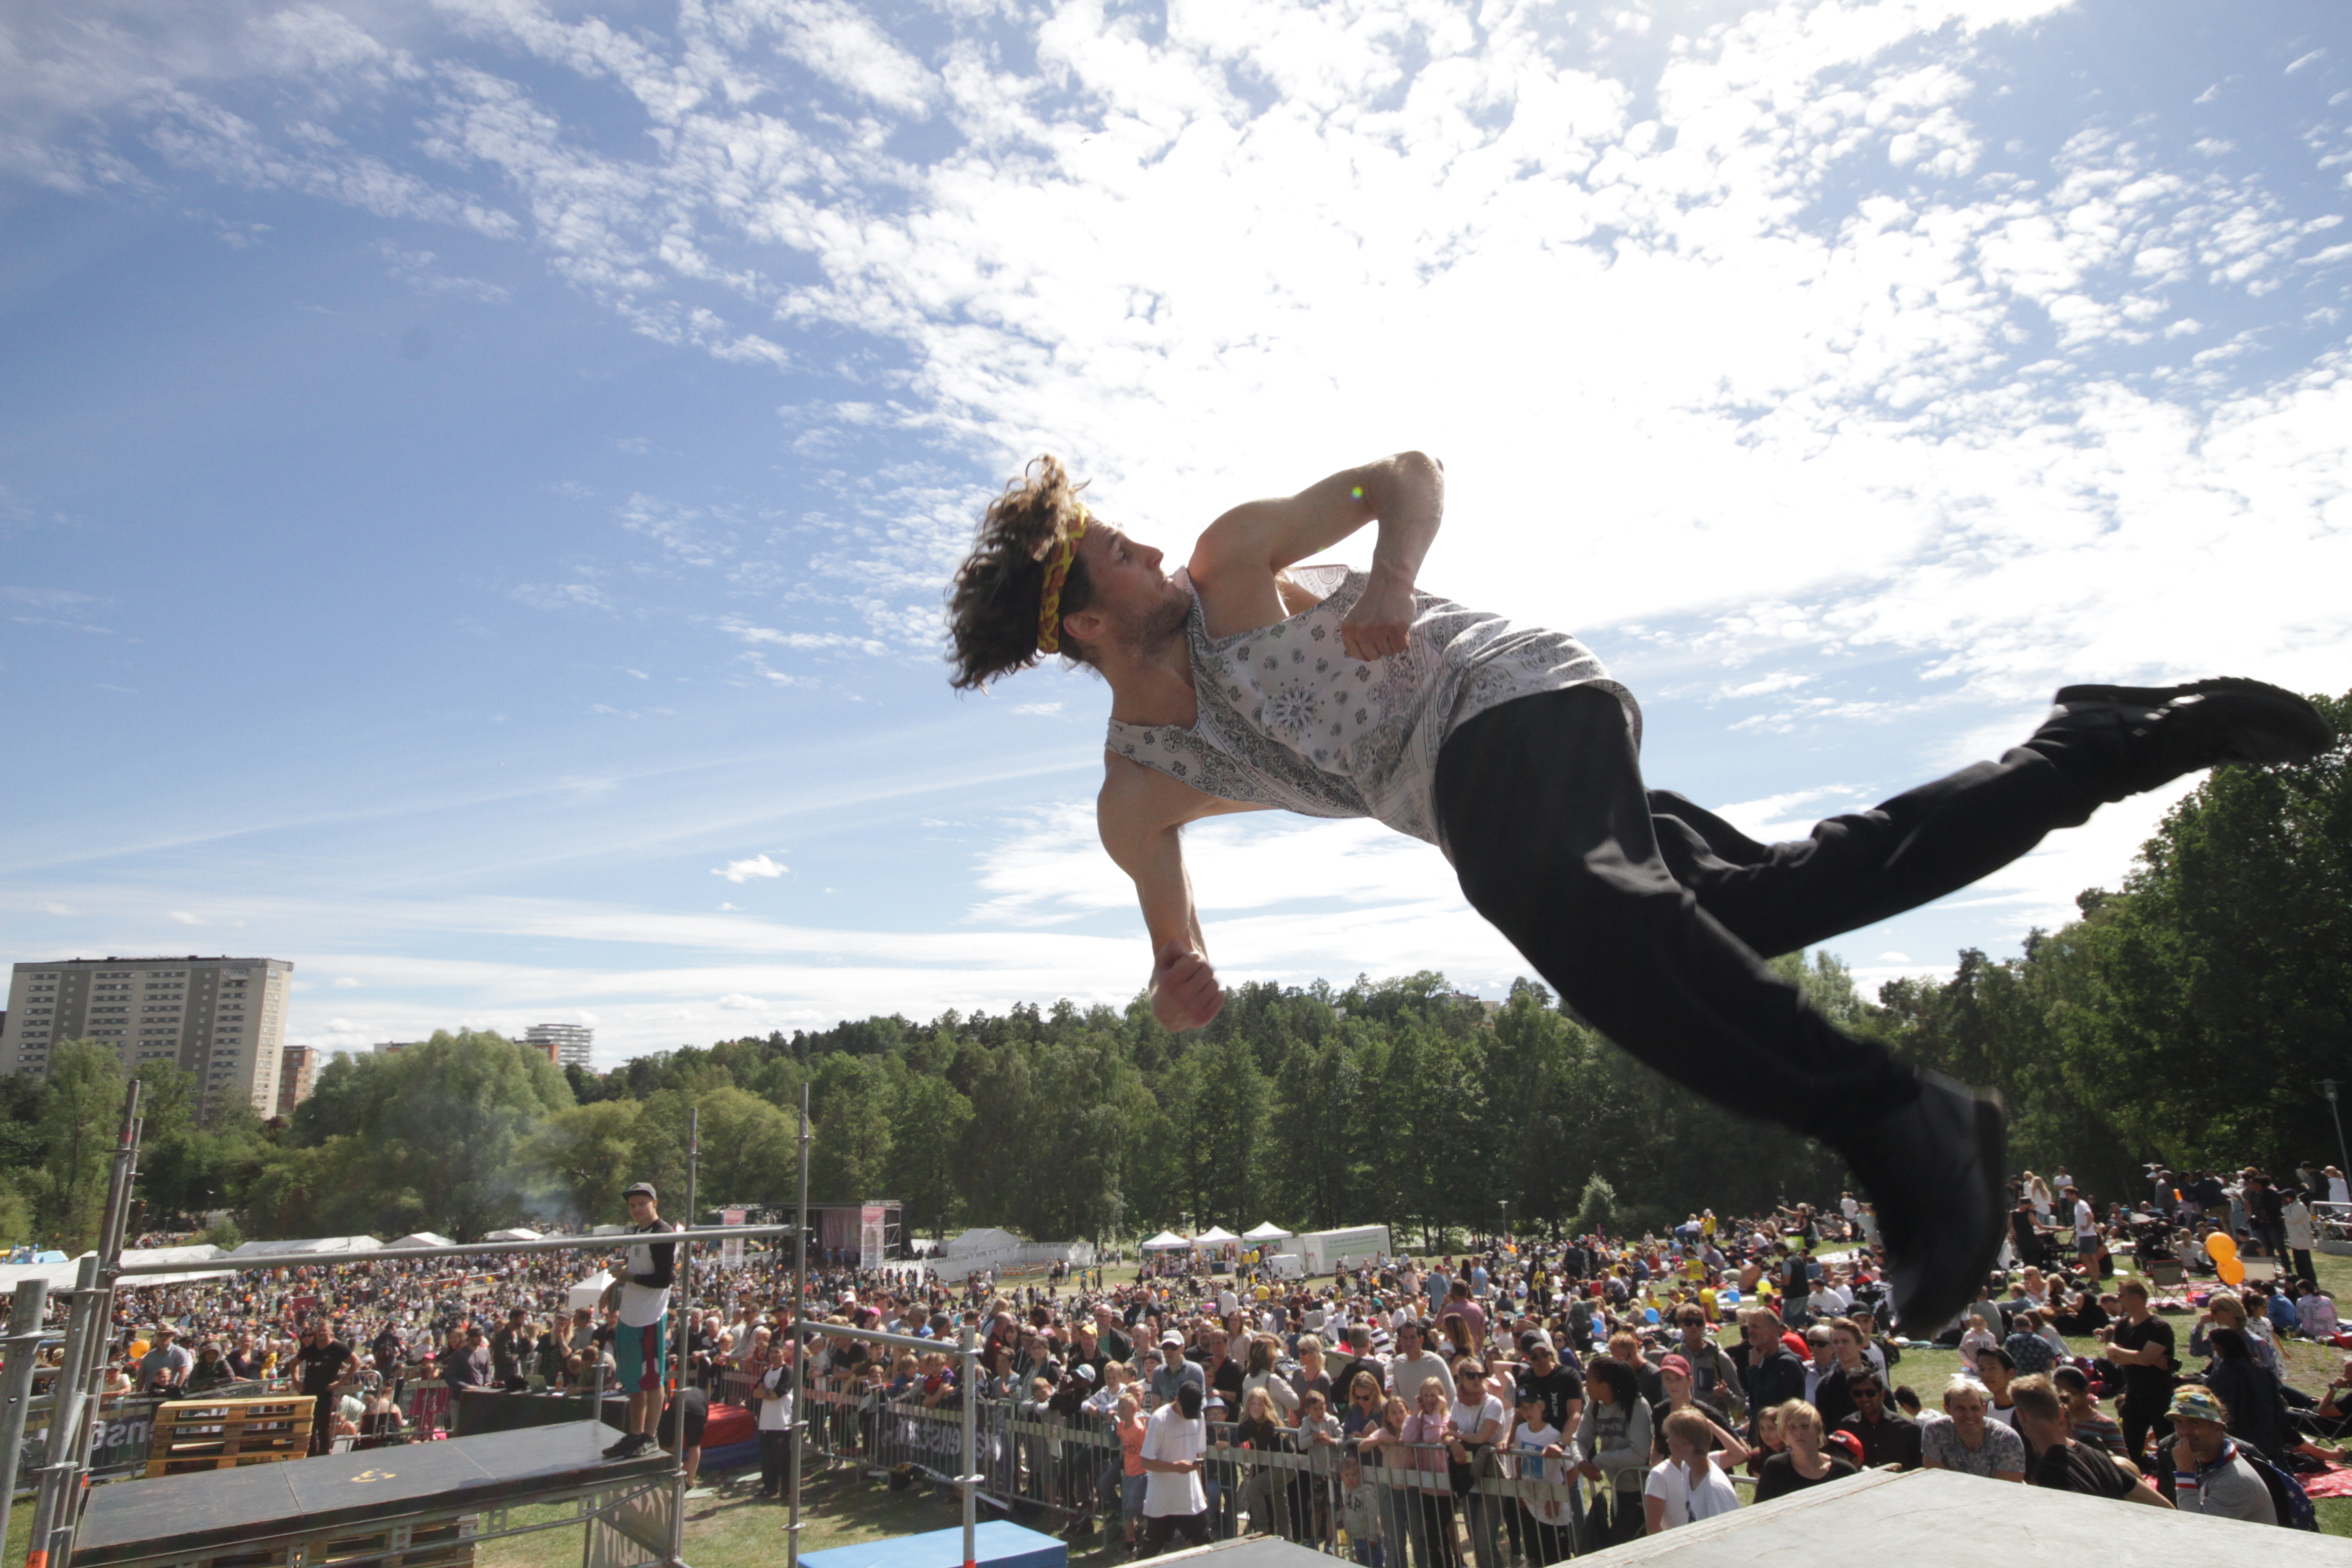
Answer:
[{"left": 16, "top": 1089, "right": 866, "bottom": 1568}]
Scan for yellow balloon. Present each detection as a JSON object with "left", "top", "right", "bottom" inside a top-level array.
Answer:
[
  {"left": 2219, "top": 1255, "right": 2245, "bottom": 1285},
  {"left": 2204, "top": 1232, "right": 2238, "bottom": 1264}
]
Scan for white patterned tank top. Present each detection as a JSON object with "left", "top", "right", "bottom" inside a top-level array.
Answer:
[{"left": 1104, "top": 564, "right": 1637, "bottom": 854}]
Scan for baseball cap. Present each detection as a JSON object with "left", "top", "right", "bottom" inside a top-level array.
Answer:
[
  {"left": 1073, "top": 1364, "right": 1098, "bottom": 1383},
  {"left": 1161, "top": 1331, "right": 1186, "bottom": 1347},
  {"left": 623, "top": 1182, "right": 657, "bottom": 1200},
  {"left": 1658, "top": 1354, "right": 1692, "bottom": 1378},
  {"left": 1824, "top": 1429, "right": 1865, "bottom": 1463}
]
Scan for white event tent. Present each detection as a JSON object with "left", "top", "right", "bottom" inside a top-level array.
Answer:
[
  {"left": 385, "top": 1232, "right": 456, "bottom": 1250},
  {"left": 1139, "top": 1231, "right": 1193, "bottom": 1252},
  {"left": 1241, "top": 1222, "right": 1294, "bottom": 1243},
  {"left": 229, "top": 1235, "right": 382, "bottom": 1259}
]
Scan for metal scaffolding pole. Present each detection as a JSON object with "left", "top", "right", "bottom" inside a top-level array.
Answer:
[
  {"left": 24, "top": 1078, "right": 141, "bottom": 1568},
  {"left": 0, "top": 1279, "right": 52, "bottom": 1553},
  {"left": 666, "top": 1105, "right": 699, "bottom": 1568},
  {"left": 786, "top": 1084, "right": 809, "bottom": 1568}
]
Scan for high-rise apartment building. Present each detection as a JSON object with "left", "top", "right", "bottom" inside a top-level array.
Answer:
[
  {"left": 0, "top": 956, "right": 290, "bottom": 1116},
  {"left": 525, "top": 1023, "right": 594, "bottom": 1069},
  {"left": 277, "top": 1043, "right": 319, "bottom": 1117}
]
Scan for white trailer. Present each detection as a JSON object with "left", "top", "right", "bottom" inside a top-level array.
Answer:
[{"left": 1298, "top": 1225, "right": 1392, "bottom": 1275}]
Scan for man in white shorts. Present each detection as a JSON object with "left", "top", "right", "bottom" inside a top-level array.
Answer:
[{"left": 946, "top": 451, "right": 2335, "bottom": 1334}]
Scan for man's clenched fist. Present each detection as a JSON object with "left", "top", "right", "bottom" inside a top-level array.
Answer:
[{"left": 1151, "top": 941, "right": 1225, "bottom": 1031}]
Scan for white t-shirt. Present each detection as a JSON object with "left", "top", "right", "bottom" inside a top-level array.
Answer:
[
  {"left": 618, "top": 1221, "right": 677, "bottom": 1328},
  {"left": 1141, "top": 1406, "right": 1208, "bottom": 1517},
  {"left": 2073, "top": 1199, "right": 2096, "bottom": 1234},
  {"left": 1510, "top": 1421, "right": 1573, "bottom": 1525},
  {"left": 1450, "top": 1394, "right": 1506, "bottom": 1445},
  {"left": 757, "top": 1367, "right": 795, "bottom": 1431},
  {"left": 1644, "top": 1455, "right": 1740, "bottom": 1527}
]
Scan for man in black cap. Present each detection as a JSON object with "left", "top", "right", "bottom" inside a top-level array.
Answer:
[{"left": 605, "top": 1181, "right": 678, "bottom": 1459}]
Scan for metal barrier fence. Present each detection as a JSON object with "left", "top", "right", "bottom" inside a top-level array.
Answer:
[{"left": 789, "top": 1383, "right": 1623, "bottom": 1563}]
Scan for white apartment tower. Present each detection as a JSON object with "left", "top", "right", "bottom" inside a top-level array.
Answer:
[
  {"left": 0, "top": 956, "right": 291, "bottom": 1116},
  {"left": 525, "top": 1023, "right": 594, "bottom": 1069}
]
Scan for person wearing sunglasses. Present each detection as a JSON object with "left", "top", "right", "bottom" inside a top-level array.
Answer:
[{"left": 1833, "top": 1372, "right": 1921, "bottom": 1470}]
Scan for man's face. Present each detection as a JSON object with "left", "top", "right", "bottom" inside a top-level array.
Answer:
[
  {"left": 2177, "top": 1415, "right": 2226, "bottom": 1463},
  {"left": 1679, "top": 1318, "right": 1706, "bottom": 1348},
  {"left": 1396, "top": 1326, "right": 1421, "bottom": 1357},
  {"left": 627, "top": 1193, "right": 656, "bottom": 1224},
  {"left": 1066, "top": 526, "right": 1187, "bottom": 657}
]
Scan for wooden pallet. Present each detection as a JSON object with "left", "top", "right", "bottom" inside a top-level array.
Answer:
[{"left": 146, "top": 1396, "right": 315, "bottom": 1477}]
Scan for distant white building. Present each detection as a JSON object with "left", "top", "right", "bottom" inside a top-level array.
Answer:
[{"left": 526, "top": 1023, "right": 594, "bottom": 1069}]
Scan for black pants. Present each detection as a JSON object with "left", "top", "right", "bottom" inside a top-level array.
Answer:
[
  {"left": 1434, "top": 687, "right": 2097, "bottom": 1141},
  {"left": 1143, "top": 1510, "right": 1211, "bottom": 1555},
  {"left": 2121, "top": 1404, "right": 2174, "bottom": 1483},
  {"left": 759, "top": 1429, "right": 790, "bottom": 1494}
]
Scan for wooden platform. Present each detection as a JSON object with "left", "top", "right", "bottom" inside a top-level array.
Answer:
[
  {"left": 145, "top": 1396, "right": 314, "bottom": 1476},
  {"left": 76, "top": 1420, "right": 672, "bottom": 1568}
]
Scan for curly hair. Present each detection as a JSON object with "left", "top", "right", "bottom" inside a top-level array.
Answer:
[{"left": 945, "top": 455, "right": 1095, "bottom": 691}]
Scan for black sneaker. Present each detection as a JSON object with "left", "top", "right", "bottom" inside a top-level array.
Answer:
[
  {"left": 1840, "top": 1072, "right": 2007, "bottom": 1336},
  {"left": 2026, "top": 678, "right": 2336, "bottom": 804},
  {"left": 603, "top": 1431, "right": 651, "bottom": 1460}
]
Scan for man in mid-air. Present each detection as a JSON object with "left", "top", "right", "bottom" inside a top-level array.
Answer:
[{"left": 945, "top": 451, "right": 2333, "bottom": 1333}]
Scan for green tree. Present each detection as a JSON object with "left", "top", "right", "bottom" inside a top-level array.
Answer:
[
  {"left": 35, "top": 1040, "right": 128, "bottom": 1250},
  {"left": 528, "top": 1099, "right": 644, "bottom": 1223},
  {"left": 889, "top": 1074, "right": 973, "bottom": 1238}
]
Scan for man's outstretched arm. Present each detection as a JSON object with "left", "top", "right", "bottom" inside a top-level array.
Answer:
[
  {"left": 1190, "top": 451, "right": 1444, "bottom": 662},
  {"left": 1099, "top": 755, "right": 1264, "bottom": 1030}
]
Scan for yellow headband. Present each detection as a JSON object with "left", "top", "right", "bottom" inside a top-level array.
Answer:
[{"left": 1035, "top": 509, "right": 1090, "bottom": 654}]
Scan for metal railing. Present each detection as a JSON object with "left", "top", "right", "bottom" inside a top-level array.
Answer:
[{"left": 787, "top": 1383, "right": 1614, "bottom": 1563}]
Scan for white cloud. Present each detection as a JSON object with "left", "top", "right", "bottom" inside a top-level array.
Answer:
[
  {"left": 332, "top": 976, "right": 363, "bottom": 988},
  {"left": 1012, "top": 701, "right": 1063, "bottom": 716},
  {"left": 167, "top": 910, "right": 204, "bottom": 926},
  {"left": 716, "top": 993, "right": 765, "bottom": 1010},
  {"left": 713, "top": 853, "right": 788, "bottom": 883}
]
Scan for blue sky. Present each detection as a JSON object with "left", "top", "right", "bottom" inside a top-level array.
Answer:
[{"left": 3, "top": 0, "right": 2348, "bottom": 1066}]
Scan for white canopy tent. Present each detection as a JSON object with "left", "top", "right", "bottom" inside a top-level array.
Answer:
[
  {"left": 4, "top": 1245, "right": 235, "bottom": 1294},
  {"left": 0, "top": 1259, "right": 81, "bottom": 1295},
  {"left": 570, "top": 1269, "right": 615, "bottom": 1311},
  {"left": 385, "top": 1232, "right": 456, "bottom": 1250},
  {"left": 121, "top": 1244, "right": 235, "bottom": 1286},
  {"left": 483, "top": 1227, "right": 543, "bottom": 1244},
  {"left": 1191, "top": 1226, "right": 1240, "bottom": 1246},
  {"left": 1139, "top": 1231, "right": 1193, "bottom": 1252},
  {"left": 229, "top": 1235, "right": 382, "bottom": 1259},
  {"left": 1241, "top": 1222, "right": 1294, "bottom": 1243}
]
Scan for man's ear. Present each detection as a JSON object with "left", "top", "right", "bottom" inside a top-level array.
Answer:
[{"left": 1061, "top": 608, "right": 1107, "bottom": 652}]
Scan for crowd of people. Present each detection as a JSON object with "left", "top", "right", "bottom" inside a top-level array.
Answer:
[{"left": 22, "top": 1159, "right": 2348, "bottom": 1552}]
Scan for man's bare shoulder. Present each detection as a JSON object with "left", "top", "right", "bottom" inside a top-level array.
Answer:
[{"left": 1099, "top": 750, "right": 1267, "bottom": 831}]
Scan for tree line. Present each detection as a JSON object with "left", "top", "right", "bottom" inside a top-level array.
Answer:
[{"left": 4, "top": 689, "right": 2341, "bottom": 1251}]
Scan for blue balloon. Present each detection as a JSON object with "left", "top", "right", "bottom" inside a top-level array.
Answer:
[{"left": 1644, "top": 1307, "right": 1660, "bottom": 1324}]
